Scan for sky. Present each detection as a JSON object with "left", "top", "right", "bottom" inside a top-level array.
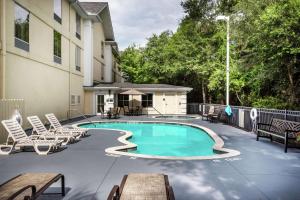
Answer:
[{"left": 80, "top": 0, "right": 185, "bottom": 50}]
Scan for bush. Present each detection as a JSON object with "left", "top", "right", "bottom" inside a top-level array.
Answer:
[{"left": 252, "top": 97, "right": 289, "bottom": 109}]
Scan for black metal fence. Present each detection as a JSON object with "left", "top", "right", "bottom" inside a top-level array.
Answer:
[{"left": 187, "top": 103, "right": 300, "bottom": 132}]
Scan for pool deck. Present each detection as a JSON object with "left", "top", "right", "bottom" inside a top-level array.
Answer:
[{"left": 0, "top": 115, "right": 300, "bottom": 200}]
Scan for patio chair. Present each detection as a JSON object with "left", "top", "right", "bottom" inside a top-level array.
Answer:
[
  {"left": 123, "top": 106, "right": 130, "bottom": 116},
  {"left": 99, "top": 107, "right": 106, "bottom": 119},
  {"left": 45, "top": 113, "right": 87, "bottom": 137},
  {"left": 0, "top": 119, "right": 63, "bottom": 155},
  {"left": 208, "top": 107, "right": 220, "bottom": 122},
  {"left": 137, "top": 106, "right": 144, "bottom": 115},
  {"left": 202, "top": 106, "right": 214, "bottom": 120},
  {"left": 0, "top": 173, "right": 65, "bottom": 200},
  {"left": 107, "top": 173, "right": 175, "bottom": 200},
  {"left": 112, "top": 107, "right": 121, "bottom": 119},
  {"left": 27, "top": 116, "right": 76, "bottom": 145}
]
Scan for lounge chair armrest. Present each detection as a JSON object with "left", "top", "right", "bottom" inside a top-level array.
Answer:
[
  {"left": 8, "top": 185, "right": 36, "bottom": 200},
  {"left": 28, "top": 135, "right": 44, "bottom": 140},
  {"left": 107, "top": 185, "right": 120, "bottom": 200}
]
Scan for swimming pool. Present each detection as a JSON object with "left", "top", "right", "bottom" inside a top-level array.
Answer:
[{"left": 78, "top": 121, "right": 240, "bottom": 160}]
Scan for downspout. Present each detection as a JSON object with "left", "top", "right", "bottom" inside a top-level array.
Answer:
[
  {"left": 68, "top": 2, "right": 71, "bottom": 119},
  {"left": 0, "top": 0, "right": 6, "bottom": 99}
]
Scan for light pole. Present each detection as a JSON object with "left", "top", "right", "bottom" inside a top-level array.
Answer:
[{"left": 216, "top": 15, "right": 230, "bottom": 106}]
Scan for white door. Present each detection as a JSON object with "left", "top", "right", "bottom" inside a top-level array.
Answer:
[
  {"left": 164, "top": 94, "right": 178, "bottom": 114},
  {"left": 96, "top": 95, "right": 105, "bottom": 114}
]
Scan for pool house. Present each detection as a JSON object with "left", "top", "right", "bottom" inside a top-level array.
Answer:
[{"left": 83, "top": 82, "right": 192, "bottom": 115}]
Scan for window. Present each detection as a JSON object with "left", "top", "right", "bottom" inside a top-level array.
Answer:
[
  {"left": 101, "top": 41, "right": 104, "bottom": 58},
  {"left": 71, "top": 95, "right": 80, "bottom": 105},
  {"left": 71, "top": 95, "right": 76, "bottom": 105},
  {"left": 54, "top": 0, "right": 62, "bottom": 23},
  {"left": 76, "top": 13, "right": 81, "bottom": 39},
  {"left": 142, "top": 94, "right": 153, "bottom": 107},
  {"left": 53, "top": 30, "right": 61, "bottom": 64},
  {"left": 101, "top": 64, "right": 105, "bottom": 80},
  {"left": 75, "top": 46, "right": 81, "bottom": 71},
  {"left": 118, "top": 94, "right": 129, "bottom": 107},
  {"left": 15, "top": 3, "right": 29, "bottom": 51}
]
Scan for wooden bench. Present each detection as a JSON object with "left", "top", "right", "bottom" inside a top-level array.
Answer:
[
  {"left": 257, "top": 118, "right": 300, "bottom": 152},
  {"left": 107, "top": 173, "right": 175, "bottom": 200},
  {"left": 0, "top": 173, "right": 65, "bottom": 200}
]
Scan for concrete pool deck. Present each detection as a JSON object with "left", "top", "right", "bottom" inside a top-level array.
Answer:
[{"left": 0, "top": 116, "right": 300, "bottom": 200}]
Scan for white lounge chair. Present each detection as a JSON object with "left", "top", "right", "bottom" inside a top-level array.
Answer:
[
  {"left": 0, "top": 119, "right": 63, "bottom": 155},
  {"left": 45, "top": 113, "right": 87, "bottom": 137},
  {"left": 27, "top": 116, "right": 76, "bottom": 145}
]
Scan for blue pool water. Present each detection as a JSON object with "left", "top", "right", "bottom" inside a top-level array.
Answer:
[{"left": 80, "top": 122, "right": 216, "bottom": 157}]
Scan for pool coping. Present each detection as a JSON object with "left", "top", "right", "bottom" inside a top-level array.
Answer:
[
  {"left": 152, "top": 115, "right": 201, "bottom": 120},
  {"left": 73, "top": 120, "right": 241, "bottom": 160}
]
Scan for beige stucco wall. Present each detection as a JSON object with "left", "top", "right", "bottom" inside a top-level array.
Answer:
[
  {"left": 92, "top": 22, "right": 105, "bottom": 83},
  {"left": 93, "top": 59, "right": 102, "bottom": 82},
  {"left": 84, "top": 90, "right": 94, "bottom": 115},
  {"left": 137, "top": 91, "right": 187, "bottom": 115},
  {"left": 3, "top": 0, "right": 84, "bottom": 127}
]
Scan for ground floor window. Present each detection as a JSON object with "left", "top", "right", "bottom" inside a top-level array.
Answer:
[
  {"left": 118, "top": 94, "right": 129, "bottom": 107},
  {"left": 142, "top": 93, "right": 153, "bottom": 107}
]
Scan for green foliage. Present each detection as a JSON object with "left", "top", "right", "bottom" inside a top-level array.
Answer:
[
  {"left": 252, "top": 97, "right": 289, "bottom": 109},
  {"left": 120, "top": 0, "right": 300, "bottom": 110}
]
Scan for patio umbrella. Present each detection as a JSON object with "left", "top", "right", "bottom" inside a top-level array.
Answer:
[{"left": 120, "top": 89, "right": 145, "bottom": 109}]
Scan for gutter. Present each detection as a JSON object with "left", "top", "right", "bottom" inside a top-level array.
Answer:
[
  {"left": 0, "top": 0, "right": 6, "bottom": 98},
  {"left": 83, "top": 86, "right": 193, "bottom": 92}
]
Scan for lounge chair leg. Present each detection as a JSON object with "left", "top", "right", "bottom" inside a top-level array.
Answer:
[
  {"left": 61, "top": 175, "right": 65, "bottom": 196},
  {"left": 270, "top": 135, "right": 273, "bottom": 142},
  {"left": 33, "top": 144, "right": 52, "bottom": 155},
  {"left": 0, "top": 144, "right": 14, "bottom": 155},
  {"left": 61, "top": 137, "right": 72, "bottom": 146}
]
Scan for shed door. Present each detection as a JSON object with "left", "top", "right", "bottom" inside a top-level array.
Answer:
[{"left": 164, "top": 94, "right": 178, "bottom": 114}]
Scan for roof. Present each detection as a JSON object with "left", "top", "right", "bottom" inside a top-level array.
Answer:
[
  {"left": 120, "top": 89, "right": 145, "bottom": 95},
  {"left": 70, "top": 1, "right": 115, "bottom": 41},
  {"left": 84, "top": 82, "right": 193, "bottom": 92}
]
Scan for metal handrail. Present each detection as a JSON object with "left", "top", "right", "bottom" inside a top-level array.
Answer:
[
  {"left": 151, "top": 106, "right": 163, "bottom": 116},
  {"left": 68, "top": 109, "right": 97, "bottom": 127}
]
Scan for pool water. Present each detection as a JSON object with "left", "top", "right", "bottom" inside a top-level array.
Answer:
[{"left": 80, "top": 122, "right": 216, "bottom": 157}]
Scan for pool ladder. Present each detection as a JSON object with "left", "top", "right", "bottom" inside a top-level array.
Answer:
[
  {"left": 151, "top": 106, "right": 164, "bottom": 117},
  {"left": 68, "top": 109, "right": 97, "bottom": 127}
]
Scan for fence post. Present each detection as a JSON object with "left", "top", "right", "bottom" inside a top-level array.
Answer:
[{"left": 284, "top": 109, "right": 287, "bottom": 120}]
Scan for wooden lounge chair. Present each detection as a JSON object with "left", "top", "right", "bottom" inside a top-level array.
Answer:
[
  {"left": 136, "top": 106, "right": 143, "bottom": 116},
  {"left": 45, "top": 113, "right": 87, "bottom": 137},
  {"left": 208, "top": 107, "right": 220, "bottom": 122},
  {"left": 0, "top": 173, "right": 65, "bottom": 200},
  {"left": 0, "top": 119, "right": 63, "bottom": 155},
  {"left": 107, "top": 173, "right": 175, "bottom": 200},
  {"left": 257, "top": 118, "right": 300, "bottom": 152},
  {"left": 112, "top": 107, "right": 121, "bottom": 119},
  {"left": 27, "top": 116, "right": 76, "bottom": 145},
  {"left": 123, "top": 106, "right": 130, "bottom": 116},
  {"left": 202, "top": 106, "right": 214, "bottom": 120}
]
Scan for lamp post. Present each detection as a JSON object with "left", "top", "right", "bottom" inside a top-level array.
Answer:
[{"left": 216, "top": 15, "right": 230, "bottom": 106}]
